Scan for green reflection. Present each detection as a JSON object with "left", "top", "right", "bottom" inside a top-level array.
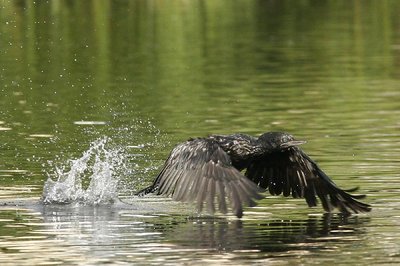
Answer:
[
  {"left": 1, "top": 1, "right": 400, "bottom": 264},
  {"left": 0, "top": 209, "right": 43, "bottom": 239},
  {"left": 0, "top": 0, "right": 399, "bottom": 203}
]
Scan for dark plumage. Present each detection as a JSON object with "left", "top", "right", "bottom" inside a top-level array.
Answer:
[{"left": 137, "top": 132, "right": 371, "bottom": 217}]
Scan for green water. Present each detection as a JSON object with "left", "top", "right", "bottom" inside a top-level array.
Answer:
[{"left": 1, "top": 0, "right": 400, "bottom": 265}]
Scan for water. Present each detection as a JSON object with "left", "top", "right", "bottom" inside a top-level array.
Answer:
[
  {"left": 1, "top": 0, "right": 400, "bottom": 265},
  {"left": 42, "top": 137, "right": 121, "bottom": 205}
]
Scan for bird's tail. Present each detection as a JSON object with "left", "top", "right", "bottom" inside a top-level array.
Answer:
[
  {"left": 135, "top": 171, "right": 164, "bottom": 196},
  {"left": 135, "top": 185, "right": 157, "bottom": 196}
]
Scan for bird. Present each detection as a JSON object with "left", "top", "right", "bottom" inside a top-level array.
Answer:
[{"left": 136, "top": 132, "right": 371, "bottom": 218}]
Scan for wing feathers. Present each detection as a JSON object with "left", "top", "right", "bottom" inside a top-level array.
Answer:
[
  {"left": 142, "top": 135, "right": 370, "bottom": 216},
  {"left": 245, "top": 147, "right": 371, "bottom": 214},
  {"left": 217, "top": 181, "right": 228, "bottom": 214},
  {"left": 154, "top": 139, "right": 263, "bottom": 217}
]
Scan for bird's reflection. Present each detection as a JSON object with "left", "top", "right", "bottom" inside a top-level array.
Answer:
[
  {"left": 36, "top": 202, "right": 369, "bottom": 255},
  {"left": 155, "top": 213, "right": 369, "bottom": 252},
  {"left": 0, "top": 200, "right": 371, "bottom": 265}
]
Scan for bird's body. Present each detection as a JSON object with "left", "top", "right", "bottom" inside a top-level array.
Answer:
[
  {"left": 208, "top": 134, "right": 262, "bottom": 170},
  {"left": 137, "top": 132, "right": 371, "bottom": 217}
]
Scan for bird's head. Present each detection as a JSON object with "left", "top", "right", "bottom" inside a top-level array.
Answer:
[{"left": 257, "top": 132, "right": 306, "bottom": 152}]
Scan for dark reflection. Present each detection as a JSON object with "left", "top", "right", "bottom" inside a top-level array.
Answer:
[
  {"left": 29, "top": 201, "right": 369, "bottom": 255},
  {"left": 0, "top": 200, "right": 371, "bottom": 264},
  {"left": 156, "top": 214, "right": 370, "bottom": 253}
]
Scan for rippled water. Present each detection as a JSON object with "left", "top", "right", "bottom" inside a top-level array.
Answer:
[{"left": 1, "top": 0, "right": 400, "bottom": 265}]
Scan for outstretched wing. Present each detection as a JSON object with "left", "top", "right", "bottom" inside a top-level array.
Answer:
[
  {"left": 153, "top": 138, "right": 264, "bottom": 218},
  {"left": 245, "top": 147, "right": 371, "bottom": 214}
]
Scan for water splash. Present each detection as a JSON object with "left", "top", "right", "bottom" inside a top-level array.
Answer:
[{"left": 42, "top": 137, "right": 126, "bottom": 205}]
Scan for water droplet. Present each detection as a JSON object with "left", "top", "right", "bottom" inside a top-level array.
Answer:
[{"left": 42, "top": 137, "right": 126, "bottom": 205}]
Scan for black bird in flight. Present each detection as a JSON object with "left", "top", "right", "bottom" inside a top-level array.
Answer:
[{"left": 137, "top": 132, "right": 371, "bottom": 217}]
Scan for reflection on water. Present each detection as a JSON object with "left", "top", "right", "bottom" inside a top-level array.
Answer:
[
  {"left": 1, "top": 0, "right": 400, "bottom": 265},
  {"left": 0, "top": 201, "right": 371, "bottom": 265},
  {"left": 162, "top": 214, "right": 369, "bottom": 254}
]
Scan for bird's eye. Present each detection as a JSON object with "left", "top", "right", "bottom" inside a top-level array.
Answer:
[{"left": 283, "top": 135, "right": 293, "bottom": 143}]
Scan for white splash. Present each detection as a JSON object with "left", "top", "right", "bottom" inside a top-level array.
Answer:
[{"left": 42, "top": 137, "right": 126, "bottom": 205}]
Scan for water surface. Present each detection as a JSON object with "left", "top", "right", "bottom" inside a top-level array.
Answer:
[{"left": 1, "top": 1, "right": 400, "bottom": 265}]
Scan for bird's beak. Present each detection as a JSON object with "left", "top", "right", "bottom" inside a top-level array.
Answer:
[{"left": 280, "top": 140, "right": 307, "bottom": 148}]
